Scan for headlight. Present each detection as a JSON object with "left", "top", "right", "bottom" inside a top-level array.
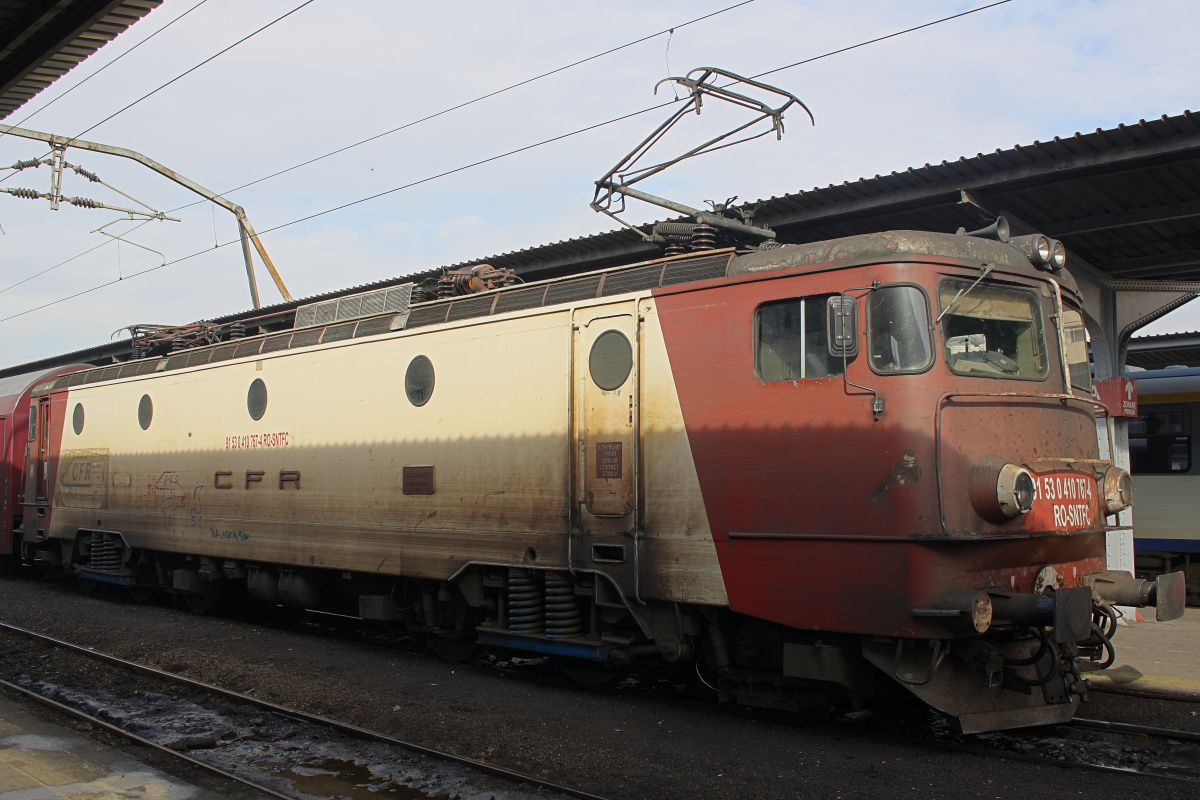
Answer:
[
  {"left": 1102, "top": 465, "right": 1133, "bottom": 513},
  {"left": 1050, "top": 239, "right": 1067, "bottom": 269},
  {"left": 970, "top": 456, "right": 1037, "bottom": 522},
  {"left": 1009, "top": 235, "right": 1053, "bottom": 269},
  {"left": 997, "top": 463, "right": 1036, "bottom": 518}
]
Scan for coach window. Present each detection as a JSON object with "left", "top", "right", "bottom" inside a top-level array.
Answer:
[
  {"left": 938, "top": 279, "right": 1047, "bottom": 380},
  {"left": 405, "top": 355, "right": 435, "bottom": 406},
  {"left": 1129, "top": 407, "right": 1190, "bottom": 473},
  {"left": 755, "top": 295, "right": 844, "bottom": 381},
  {"left": 1062, "top": 307, "right": 1091, "bottom": 392},
  {"left": 138, "top": 394, "right": 153, "bottom": 430},
  {"left": 247, "top": 379, "right": 268, "bottom": 421},
  {"left": 867, "top": 285, "right": 933, "bottom": 374}
]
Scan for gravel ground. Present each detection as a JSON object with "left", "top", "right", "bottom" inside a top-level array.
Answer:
[{"left": 0, "top": 575, "right": 1196, "bottom": 800}]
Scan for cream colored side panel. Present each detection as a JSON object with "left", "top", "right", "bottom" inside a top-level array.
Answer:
[
  {"left": 639, "top": 299, "right": 728, "bottom": 605},
  {"left": 1131, "top": 475, "right": 1200, "bottom": 544},
  {"left": 54, "top": 311, "right": 573, "bottom": 578}
]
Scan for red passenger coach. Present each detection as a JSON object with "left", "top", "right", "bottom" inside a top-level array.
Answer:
[
  {"left": 0, "top": 365, "right": 89, "bottom": 566},
  {"left": 6, "top": 228, "right": 1185, "bottom": 734}
]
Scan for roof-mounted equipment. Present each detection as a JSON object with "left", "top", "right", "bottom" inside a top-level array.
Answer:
[{"left": 591, "top": 67, "right": 812, "bottom": 251}]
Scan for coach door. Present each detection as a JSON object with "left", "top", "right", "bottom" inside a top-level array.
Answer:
[
  {"left": 0, "top": 418, "right": 6, "bottom": 533},
  {"left": 35, "top": 398, "right": 51, "bottom": 502}
]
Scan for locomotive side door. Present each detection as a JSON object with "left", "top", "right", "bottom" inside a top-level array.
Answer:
[{"left": 574, "top": 304, "right": 639, "bottom": 524}]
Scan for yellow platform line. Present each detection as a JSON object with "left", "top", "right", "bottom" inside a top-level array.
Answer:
[{"left": 1090, "top": 670, "right": 1200, "bottom": 700}]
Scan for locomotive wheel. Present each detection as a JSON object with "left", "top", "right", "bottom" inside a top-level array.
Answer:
[
  {"left": 183, "top": 593, "right": 219, "bottom": 615},
  {"left": 128, "top": 586, "right": 157, "bottom": 604},
  {"left": 77, "top": 576, "right": 99, "bottom": 594},
  {"left": 428, "top": 635, "right": 481, "bottom": 663},
  {"left": 557, "top": 658, "right": 626, "bottom": 687}
]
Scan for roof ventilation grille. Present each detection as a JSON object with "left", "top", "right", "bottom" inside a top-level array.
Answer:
[{"left": 294, "top": 284, "right": 413, "bottom": 330}]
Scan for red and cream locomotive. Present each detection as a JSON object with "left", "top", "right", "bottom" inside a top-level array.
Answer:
[{"left": 1, "top": 69, "right": 1184, "bottom": 734}]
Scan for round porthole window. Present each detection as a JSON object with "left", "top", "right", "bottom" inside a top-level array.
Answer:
[
  {"left": 589, "top": 330, "right": 633, "bottom": 391},
  {"left": 72, "top": 403, "right": 84, "bottom": 435},
  {"left": 247, "top": 378, "right": 268, "bottom": 421},
  {"left": 138, "top": 394, "right": 153, "bottom": 430},
  {"left": 405, "top": 355, "right": 435, "bottom": 406}
]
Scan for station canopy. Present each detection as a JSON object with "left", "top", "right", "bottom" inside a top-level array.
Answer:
[{"left": 0, "top": 1, "right": 160, "bottom": 121}]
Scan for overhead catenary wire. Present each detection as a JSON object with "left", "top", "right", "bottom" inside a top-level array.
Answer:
[
  {"left": 0, "top": 0, "right": 1014, "bottom": 327},
  {"left": 0, "top": 0, "right": 760, "bottom": 294}
]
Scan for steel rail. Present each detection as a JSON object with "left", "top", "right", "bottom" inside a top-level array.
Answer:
[
  {"left": 0, "top": 621, "right": 614, "bottom": 800},
  {"left": 1071, "top": 716, "right": 1200, "bottom": 742},
  {"left": 2, "top": 587, "right": 1195, "bottom": 787},
  {"left": 0, "top": 677, "right": 295, "bottom": 800}
]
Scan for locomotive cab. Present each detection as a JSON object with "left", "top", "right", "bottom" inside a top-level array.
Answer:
[{"left": 693, "top": 229, "right": 1183, "bottom": 730}]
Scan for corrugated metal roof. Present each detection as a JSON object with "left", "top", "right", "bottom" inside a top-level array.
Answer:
[
  {"left": 5, "top": 109, "right": 1200, "bottom": 378},
  {"left": 0, "top": 1, "right": 161, "bottom": 121},
  {"left": 1127, "top": 330, "right": 1200, "bottom": 369},
  {"left": 221, "top": 110, "right": 1200, "bottom": 320}
]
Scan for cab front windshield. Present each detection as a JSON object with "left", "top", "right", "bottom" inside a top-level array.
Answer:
[{"left": 939, "top": 279, "right": 1047, "bottom": 379}]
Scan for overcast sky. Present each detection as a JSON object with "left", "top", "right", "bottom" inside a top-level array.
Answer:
[{"left": 1, "top": 0, "right": 1197, "bottom": 369}]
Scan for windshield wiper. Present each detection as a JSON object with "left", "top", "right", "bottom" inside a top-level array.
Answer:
[{"left": 936, "top": 263, "right": 994, "bottom": 324}]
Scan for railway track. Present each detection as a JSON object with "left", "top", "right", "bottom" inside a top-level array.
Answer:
[
  {"left": 2, "top": 579, "right": 1198, "bottom": 796},
  {"left": 0, "top": 621, "right": 612, "bottom": 800}
]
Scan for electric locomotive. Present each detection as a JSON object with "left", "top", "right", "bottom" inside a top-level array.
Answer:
[{"left": 13, "top": 224, "right": 1184, "bottom": 733}]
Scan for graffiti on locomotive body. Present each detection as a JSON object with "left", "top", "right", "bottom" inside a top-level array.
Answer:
[
  {"left": 56, "top": 449, "right": 109, "bottom": 509},
  {"left": 1036, "top": 474, "right": 1095, "bottom": 528}
]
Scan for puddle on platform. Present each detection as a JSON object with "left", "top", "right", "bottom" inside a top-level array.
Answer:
[{"left": 262, "top": 757, "right": 437, "bottom": 799}]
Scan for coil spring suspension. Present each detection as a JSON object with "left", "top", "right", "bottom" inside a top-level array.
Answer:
[
  {"left": 690, "top": 223, "right": 716, "bottom": 250},
  {"left": 88, "top": 533, "right": 122, "bottom": 572},
  {"left": 507, "top": 568, "right": 544, "bottom": 635},
  {"left": 544, "top": 572, "right": 583, "bottom": 639}
]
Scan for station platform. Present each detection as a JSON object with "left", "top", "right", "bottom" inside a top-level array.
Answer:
[
  {"left": 0, "top": 693, "right": 222, "bottom": 799},
  {"left": 1091, "top": 607, "right": 1200, "bottom": 700}
]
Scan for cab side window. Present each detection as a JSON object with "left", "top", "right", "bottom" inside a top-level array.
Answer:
[{"left": 755, "top": 295, "right": 845, "bottom": 381}]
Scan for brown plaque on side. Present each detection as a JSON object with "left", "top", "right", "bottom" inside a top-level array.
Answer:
[
  {"left": 596, "top": 442, "right": 622, "bottom": 479},
  {"left": 403, "top": 465, "right": 435, "bottom": 494}
]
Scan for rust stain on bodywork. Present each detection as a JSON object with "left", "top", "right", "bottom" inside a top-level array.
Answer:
[{"left": 868, "top": 449, "right": 920, "bottom": 506}]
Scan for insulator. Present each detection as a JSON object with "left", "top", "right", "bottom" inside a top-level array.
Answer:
[
  {"left": 228, "top": 322, "right": 246, "bottom": 339},
  {"left": 66, "top": 196, "right": 102, "bottom": 209},
  {"left": 6, "top": 187, "right": 41, "bottom": 200},
  {"left": 759, "top": 240, "right": 786, "bottom": 250},
  {"left": 171, "top": 337, "right": 186, "bottom": 352},
  {"left": 506, "top": 568, "right": 545, "bottom": 635},
  {"left": 544, "top": 572, "right": 583, "bottom": 639},
  {"left": 437, "top": 274, "right": 457, "bottom": 299},
  {"left": 129, "top": 342, "right": 144, "bottom": 360},
  {"left": 691, "top": 223, "right": 717, "bottom": 251},
  {"left": 72, "top": 165, "right": 100, "bottom": 182},
  {"left": 664, "top": 242, "right": 686, "bottom": 256},
  {"left": 11, "top": 159, "right": 42, "bottom": 171}
]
